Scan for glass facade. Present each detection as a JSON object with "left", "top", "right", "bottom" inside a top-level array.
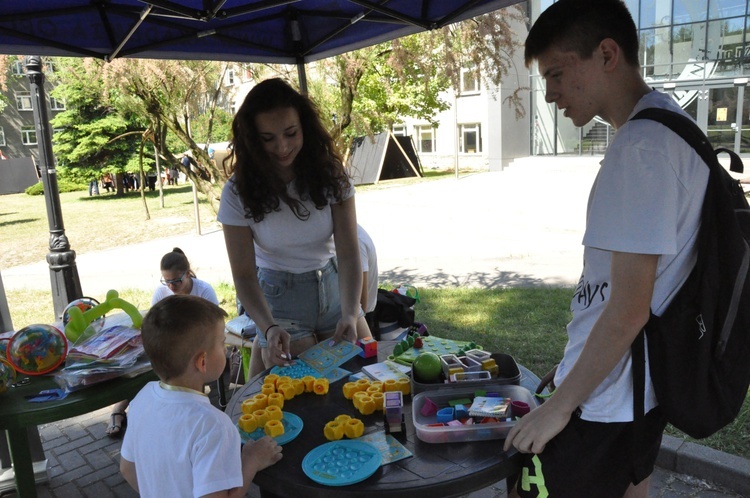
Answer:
[{"left": 530, "top": 0, "right": 750, "bottom": 155}]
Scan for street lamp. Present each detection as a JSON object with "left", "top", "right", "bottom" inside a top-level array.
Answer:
[{"left": 25, "top": 56, "right": 83, "bottom": 319}]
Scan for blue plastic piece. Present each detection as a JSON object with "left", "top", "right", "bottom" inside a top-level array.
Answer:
[
  {"left": 454, "top": 404, "right": 469, "bottom": 420},
  {"left": 436, "top": 407, "right": 455, "bottom": 423}
]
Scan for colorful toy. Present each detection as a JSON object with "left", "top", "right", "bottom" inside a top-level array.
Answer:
[
  {"left": 0, "top": 338, "right": 9, "bottom": 359},
  {"left": 357, "top": 337, "right": 378, "bottom": 358},
  {"left": 384, "top": 391, "right": 407, "bottom": 435},
  {"left": 62, "top": 297, "right": 106, "bottom": 334},
  {"left": 388, "top": 335, "right": 480, "bottom": 366},
  {"left": 7, "top": 324, "right": 68, "bottom": 376},
  {"left": 64, "top": 290, "right": 142, "bottom": 344},
  {"left": 0, "top": 358, "right": 16, "bottom": 394}
]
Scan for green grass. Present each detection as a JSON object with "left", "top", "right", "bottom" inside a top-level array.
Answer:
[{"left": 2, "top": 176, "right": 748, "bottom": 461}]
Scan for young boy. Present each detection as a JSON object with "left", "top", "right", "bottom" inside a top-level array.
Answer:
[
  {"left": 504, "top": 1, "right": 708, "bottom": 497},
  {"left": 120, "top": 295, "right": 282, "bottom": 497}
]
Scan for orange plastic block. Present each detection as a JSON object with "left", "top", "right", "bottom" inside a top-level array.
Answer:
[
  {"left": 265, "top": 419, "right": 285, "bottom": 437},
  {"left": 302, "top": 375, "right": 316, "bottom": 392},
  {"left": 253, "top": 409, "right": 269, "bottom": 428},
  {"left": 241, "top": 399, "right": 257, "bottom": 415},
  {"left": 238, "top": 414, "right": 257, "bottom": 433},
  {"left": 344, "top": 418, "right": 364, "bottom": 438},
  {"left": 265, "top": 405, "right": 283, "bottom": 421},
  {"left": 267, "top": 393, "right": 285, "bottom": 409},
  {"left": 313, "top": 377, "right": 330, "bottom": 395},
  {"left": 324, "top": 421, "right": 345, "bottom": 441},
  {"left": 358, "top": 395, "right": 376, "bottom": 415},
  {"left": 342, "top": 382, "right": 359, "bottom": 399}
]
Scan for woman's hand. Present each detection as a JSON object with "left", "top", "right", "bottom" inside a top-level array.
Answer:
[
  {"left": 330, "top": 315, "right": 358, "bottom": 345},
  {"left": 260, "top": 326, "right": 292, "bottom": 368}
]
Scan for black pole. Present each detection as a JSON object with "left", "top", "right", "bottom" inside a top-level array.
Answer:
[{"left": 25, "top": 56, "right": 83, "bottom": 319}]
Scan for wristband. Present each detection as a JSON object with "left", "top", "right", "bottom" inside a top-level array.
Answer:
[{"left": 265, "top": 324, "right": 279, "bottom": 335}]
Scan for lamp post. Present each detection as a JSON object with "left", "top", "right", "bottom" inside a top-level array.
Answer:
[{"left": 25, "top": 56, "right": 83, "bottom": 319}]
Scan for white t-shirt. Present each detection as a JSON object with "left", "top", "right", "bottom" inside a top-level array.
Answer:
[
  {"left": 357, "top": 225, "right": 378, "bottom": 313},
  {"left": 151, "top": 278, "right": 219, "bottom": 306},
  {"left": 217, "top": 177, "right": 355, "bottom": 273},
  {"left": 120, "top": 382, "right": 242, "bottom": 497},
  {"left": 555, "top": 90, "right": 709, "bottom": 423}
]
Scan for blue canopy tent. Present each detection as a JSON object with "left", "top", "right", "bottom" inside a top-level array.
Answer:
[{"left": 0, "top": 0, "right": 522, "bottom": 319}]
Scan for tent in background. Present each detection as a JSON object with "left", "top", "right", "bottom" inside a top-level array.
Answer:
[
  {"left": 0, "top": 158, "right": 38, "bottom": 195},
  {"left": 347, "top": 132, "right": 423, "bottom": 186}
]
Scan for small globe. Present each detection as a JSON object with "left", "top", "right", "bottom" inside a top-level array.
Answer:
[
  {"left": 0, "top": 358, "right": 16, "bottom": 394},
  {"left": 63, "top": 297, "right": 105, "bottom": 332},
  {"left": 0, "top": 338, "right": 9, "bottom": 360},
  {"left": 412, "top": 352, "right": 443, "bottom": 383},
  {"left": 7, "top": 324, "right": 68, "bottom": 376}
]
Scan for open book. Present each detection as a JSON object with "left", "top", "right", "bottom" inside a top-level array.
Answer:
[{"left": 467, "top": 396, "right": 511, "bottom": 418}]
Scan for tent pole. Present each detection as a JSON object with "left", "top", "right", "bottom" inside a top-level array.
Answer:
[
  {"left": 297, "top": 58, "right": 308, "bottom": 95},
  {"left": 26, "top": 56, "right": 83, "bottom": 319}
]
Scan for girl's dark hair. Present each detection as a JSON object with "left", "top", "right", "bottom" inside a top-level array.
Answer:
[
  {"left": 223, "top": 78, "right": 349, "bottom": 222},
  {"left": 160, "top": 247, "right": 195, "bottom": 279}
]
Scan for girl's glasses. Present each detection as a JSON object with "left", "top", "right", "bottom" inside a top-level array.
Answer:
[{"left": 160, "top": 271, "right": 187, "bottom": 286}]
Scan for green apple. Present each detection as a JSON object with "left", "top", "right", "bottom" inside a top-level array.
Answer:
[{"left": 412, "top": 352, "right": 442, "bottom": 383}]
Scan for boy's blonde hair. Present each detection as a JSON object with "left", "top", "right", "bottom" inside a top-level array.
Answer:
[{"left": 141, "top": 295, "right": 227, "bottom": 381}]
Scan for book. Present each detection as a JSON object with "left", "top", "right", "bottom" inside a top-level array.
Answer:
[
  {"left": 361, "top": 360, "right": 411, "bottom": 382},
  {"left": 467, "top": 396, "right": 511, "bottom": 418}
]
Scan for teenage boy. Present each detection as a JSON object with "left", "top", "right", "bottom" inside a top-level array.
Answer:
[
  {"left": 120, "top": 295, "right": 282, "bottom": 497},
  {"left": 504, "top": 1, "right": 708, "bottom": 497}
]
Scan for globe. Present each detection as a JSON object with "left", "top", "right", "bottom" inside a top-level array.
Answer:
[
  {"left": 63, "top": 297, "right": 105, "bottom": 332},
  {"left": 7, "top": 324, "right": 68, "bottom": 376},
  {"left": 0, "top": 358, "right": 16, "bottom": 394},
  {"left": 412, "top": 352, "right": 443, "bottom": 383}
]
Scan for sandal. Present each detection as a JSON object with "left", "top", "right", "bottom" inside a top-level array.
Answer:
[{"left": 107, "top": 411, "right": 127, "bottom": 438}]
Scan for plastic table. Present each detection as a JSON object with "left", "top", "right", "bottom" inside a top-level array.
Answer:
[
  {"left": 0, "top": 370, "right": 157, "bottom": 498},
  {"left": 225, "top": 342, "right": 542, "bottom": 498}
]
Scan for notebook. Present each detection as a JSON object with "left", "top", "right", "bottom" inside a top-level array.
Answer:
[{"left": 467, "top": 396, "right": 511, "bottom": 418}]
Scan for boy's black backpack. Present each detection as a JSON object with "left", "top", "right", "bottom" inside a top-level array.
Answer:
[
  {"left": 630, "top": 108, "right": 750, "bottom": 439},
  {"left": 371, "top": 288, "right": 416, "bottom": 340}
]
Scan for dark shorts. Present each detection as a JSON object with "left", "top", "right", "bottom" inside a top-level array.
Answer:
[{"left": 513, "top": 407, "right": 666, "bottom": 498}]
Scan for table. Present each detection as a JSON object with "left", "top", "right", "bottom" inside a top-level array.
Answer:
[
  {"left": 225, "top": 342, "right": 542, "bottom": 498},
  {"left": 0, "top": 369, "right": 157, "bottom": 497}
]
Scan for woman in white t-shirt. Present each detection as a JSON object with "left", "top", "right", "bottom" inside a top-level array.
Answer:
[
  {"left": 106, "top": 247, "right": 218, "bottom": 437},
  {"left": 218, "top": 78, "right": 370, "bottom": 378}
]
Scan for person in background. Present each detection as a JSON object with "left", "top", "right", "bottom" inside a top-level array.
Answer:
[
  {"left": 218, "top": 78, "right": 370, "bottom": 379},
  {"left": 106, "top": 247, "right": 219, "bottom": 437},
  {"left": 101, "top": 172, "right": 115, "bottom": 193},
  {"left": 504, "top": 1, "right": 707, "bottom": 497},
  {"left": 357, "top": 224, "right": 378, "bottom": 334},
  {"left": 170, "top": 165, "right": 180, "bottom": 185},
  {"left": 120, "top": 295, "right": 282, "bottom": 497}
]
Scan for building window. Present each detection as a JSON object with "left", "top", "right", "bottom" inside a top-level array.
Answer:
[
  {"left": 227, "top": 69, "right": 235, "bottom": 86},
  {"left": 459, "top": 123, "right": 482, "bottom": 153},
  {"left": 21, "top": 126, "right": 37, "bottom": 145},
  {"left": 50, "top": 97, "right": 66, "bottom": 110},
  {"left": 230, "top": 101, "right": 237, "bottom": 114},
  {"left": 11, "top": 60, "right": 24, "bottom": 75},
  {"left": 16, "top": 92, "right": 33, "bottom": 111},
  {"left": 460, "top": 66, "right": 480, "bottom": 94},
  {"left": 0, "top": 127, "right": 5, "bottom": 146},
  {"left": 392, "top": 125, "right": 406, "bottom": 136},
  {"left": 415, "top": 125, "right": 435, "bottom": 153}
]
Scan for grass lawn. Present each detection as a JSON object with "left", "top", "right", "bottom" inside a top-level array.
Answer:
[{"left": 2, "top": 176, "right": 748, "bottom": 460}]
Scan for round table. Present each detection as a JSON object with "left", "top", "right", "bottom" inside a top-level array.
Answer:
[{"left": 225, "top": 342, "right": 542, "bottom": 498}]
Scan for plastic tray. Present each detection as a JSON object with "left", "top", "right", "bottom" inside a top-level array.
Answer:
[
  {"left": 411, "top": 352, "right": 521, "bottom": 395},
  {"left": 412, "top": 384, "right": 536, "bottom": 443}
]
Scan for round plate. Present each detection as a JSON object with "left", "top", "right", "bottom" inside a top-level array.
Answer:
[
  {"left": 302, "top": 440, "right": 381, "bottom": 487},
  {"left": 239, "top": 411, "right": 303, "bottom": 446}
]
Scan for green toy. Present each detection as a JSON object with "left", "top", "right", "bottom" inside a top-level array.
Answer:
[{"left": 64, "top": 290, "right": 142, "bottom": 343}]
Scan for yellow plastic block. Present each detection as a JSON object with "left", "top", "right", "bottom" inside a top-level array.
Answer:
[
  {"left": 358, "top": 395, "right": 376, "bottom": 415},
  {"left": 334, "top": 414, "right": 352, "bottom": 424},
  {"left": 264, "top": 419, "right": 285, "bottom": 437},
  {"left": 355, "top": 378, "right": 371, "bottom": 391},
  {"left": 448, "top": 367, "right": 464, "bottom": 378},
  {"left": 261, "top": 383, "right": 276, "bottom": 396},
  {"left": 369, "top": 381, "right": 384, "bottom": 392},
  {"left": 241, "top": 399, "right": 257, "bottom": 415},
  {"left": 267, "top": 392, "right": 285, "bottom": 409},
  {"left": 485, "top": 364, "right": 500, "bottom": 377},
  {"left": 277, "top": 376, "right": 293, "bottom": 387},
  {"left": 313, "top": 377, "right": 329, "bottom": 395},
  {"left": 238, "top": 414, "right": 257, "bottom": 433},
  {"left": 481, "top": 359, "right": 497, "bottom": 369},
  {"left": 278, "top": 383, "right": 296, "bottom": 400},
  {"left": 371, "top": 392, "right": 385, "bottom": 411},
  {"left": 265, "top": 405, "right": 283, "bottom": 421},
  {"left": 264, "top": 374, "right": 280, "bottom": 388},
  {"left": 252, "top": 393, "right": 268, "bottom": 410},
  {"left": 344, "top": 418, "right": 364, "bottom": 439},
  {"left": 253, "top": 409, "right": 269, "bottom": 428},
  {"left": 302, "top": 375, "right": 316, "bottom": 392},
  {"left": 383, "top": 379, "right": 398, "bottom": 392},
  {"left": 342, "top": 382, "right": 359, "bottom": 399},
  {"left": 397, "top": 378, "right": 411, "bottom": 395},
  {"left": 352, "top": 391, "right": 368, "bottom": 410},
  {"left": 324, "top": 421, "right": 345, "bottom": 441},
  {"left": 291, "top": 378, "right": 306, "bottom": 395}
]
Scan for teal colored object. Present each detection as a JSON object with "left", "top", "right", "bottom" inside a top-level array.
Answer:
[
  {"left": 239, "top": 411, "right": 304, "bottom": 445},
  {"left": 302, "top": 440, "right": 381, "bottom": 486}
]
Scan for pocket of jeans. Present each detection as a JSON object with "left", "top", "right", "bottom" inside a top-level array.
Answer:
[{"left": 258, "top": 273, "right": 284, "bottom": 299}]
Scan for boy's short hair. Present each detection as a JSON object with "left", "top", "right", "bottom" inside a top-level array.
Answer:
[
  {"left": 525, "top": 0, "right": 639, "bottom": 68},
  {"left": 141, "top": 295, "right": 228, "bottom": 381}
]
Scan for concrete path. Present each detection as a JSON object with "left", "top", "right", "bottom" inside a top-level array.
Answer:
[{"left": 1, "top": 158, "right": 748, "bottom": 497}]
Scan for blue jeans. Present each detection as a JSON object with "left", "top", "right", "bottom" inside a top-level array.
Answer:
[{"left": 256, "top": 258, "right": 341, "bottom": 348}]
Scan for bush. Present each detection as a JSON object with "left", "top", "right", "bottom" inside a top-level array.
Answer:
[{"left": 25, "top": 179, "right": 87, "bottom": 195}]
